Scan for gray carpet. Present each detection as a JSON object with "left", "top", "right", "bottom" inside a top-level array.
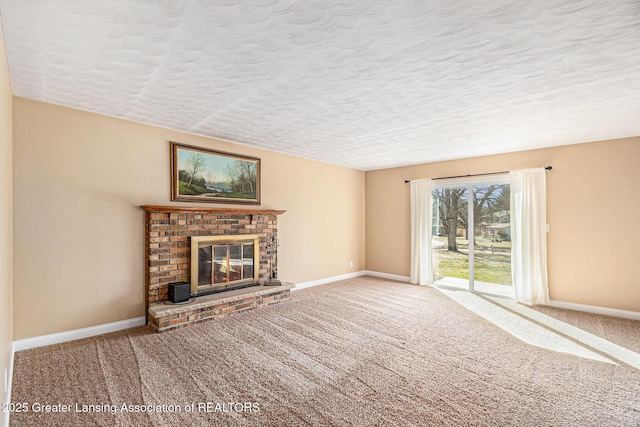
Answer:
[{"left": 9, "top": 277, "right": 640, "bottom": 426}]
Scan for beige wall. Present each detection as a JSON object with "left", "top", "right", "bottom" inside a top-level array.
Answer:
[
  {"left": 12, "top": 98, "right": 365, "bottom": 339},
  {"left": 11, "top": 95, "right": 639, "bottom": 341},
  {"left": 366, "top": 138, "right": 640, "bottom": 312},
  {"left": 0, "top": 29, "right": 13, "bottom": 415}
]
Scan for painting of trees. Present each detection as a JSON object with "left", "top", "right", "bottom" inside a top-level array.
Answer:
[
  {"left": 171, "top": 142, "right": 260, "bottom": 204},
  {"left": 183, "top": 153, "right": 206, "bottom": 189},
  {"left": 224, "top": 160, "right": 257, "bottom": 195}
]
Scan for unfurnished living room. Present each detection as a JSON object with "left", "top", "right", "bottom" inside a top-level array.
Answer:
[{"left": 1, "top": 1, "right": 639, "bottom": 426}]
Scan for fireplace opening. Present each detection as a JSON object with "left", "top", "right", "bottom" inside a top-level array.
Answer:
[{"left": 191, "top": 235, "right": 261, "bottom": 296}]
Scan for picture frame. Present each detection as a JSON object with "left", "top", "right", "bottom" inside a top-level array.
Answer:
[{"left": 170, "top": 142, "right": 261, "bottom": 204}]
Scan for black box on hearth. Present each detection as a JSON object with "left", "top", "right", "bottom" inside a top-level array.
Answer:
[{"left": 168, "top": 282, "right": 190, "bottom": 303}]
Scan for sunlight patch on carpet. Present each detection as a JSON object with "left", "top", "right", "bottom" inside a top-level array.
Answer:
[
  {"left": 487, "top": 296, "right": 640, "bottom": 370},
  {"left": 438, "top": 288, "right": 616, "bottom": 365}
]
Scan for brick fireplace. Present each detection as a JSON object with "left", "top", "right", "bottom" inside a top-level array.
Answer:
[{"left": 141, "top": 205, "right": 292, "bottom": 332}]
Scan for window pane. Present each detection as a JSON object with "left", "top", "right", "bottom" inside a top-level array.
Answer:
[
  {"left": 229, "top": 245, "right": 242, "bottom": 282},
  {"left": 198, "top": 246, "right": 212, "bottom": 286},
  {"left": 213, "top": 246, "right": 227, "bottom": 284},
  {"left": 473, "top": 184, "right": 513, "bottom": 293},
  {"left": 432, "top": 186, "right": 469, "bottom": 289},
  {"left": 242, "top": 244, "right": 254, "bottom": 279}
]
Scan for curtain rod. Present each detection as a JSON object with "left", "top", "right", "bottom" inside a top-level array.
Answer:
[{"left": 404, "top": 166, "right": 552, "bottom": 183}]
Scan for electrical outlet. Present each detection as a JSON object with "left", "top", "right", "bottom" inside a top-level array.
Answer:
[{"left": 349, "top": 261, "right": 353, "bottom": 268}]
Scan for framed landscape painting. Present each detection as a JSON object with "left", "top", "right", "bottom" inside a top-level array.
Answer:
[{"left": 171, "top": 142, "right": 261, "bottom": 204}]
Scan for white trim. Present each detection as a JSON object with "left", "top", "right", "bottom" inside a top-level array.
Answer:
[
  {"left": 13, "top": 317, "right": 146, "bottom": 352},
  {"left": 292, "top": 270, "right": 413, "bottom": 292},
  {"left": 363, "top": 276, "right": 640, "bottom": 320},
  {"left": 292, "top": 271, "right": 367, "bottom": 291},
  {"left": 547, "top": 300, "right": 640, "bottom": 321},
  {"left": 364, "top": 270, "right": 411, "bottom": 283},
  {"left": 3, "top": 343, "right": 14, "bottom": 427}
]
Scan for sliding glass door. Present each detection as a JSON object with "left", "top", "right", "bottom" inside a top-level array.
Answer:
[
  {"left": 432, "top": 186, "right": 469, "bottom": 286},
  {"left": 432, "top": 177, "right": 513, "bottom": 296}
]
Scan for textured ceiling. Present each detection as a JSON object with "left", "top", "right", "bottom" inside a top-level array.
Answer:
[{"left": 1, "top": 0, "right": 639, "bottom": 170}]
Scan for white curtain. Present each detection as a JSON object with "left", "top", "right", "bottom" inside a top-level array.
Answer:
[
  {"left": 410, "top": 179, "right": 433, "bottom": 286},
  {"left": 510, "top": 168, "right": 549, "bottom": 305}
]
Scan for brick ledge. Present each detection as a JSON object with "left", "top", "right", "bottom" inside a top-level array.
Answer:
[{"left": 148, "top": 283, "right": 294, "bottom": 332}]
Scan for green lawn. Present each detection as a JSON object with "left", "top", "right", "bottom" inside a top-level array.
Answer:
[
  {"left": 178, "top": 181, "right": 209, "bottom": 195},
  {"left": 433, "top": 237, "right": 512, "bottom": 285}
]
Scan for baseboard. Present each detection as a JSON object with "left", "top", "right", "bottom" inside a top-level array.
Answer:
[
  {"left": 13, "top": 316, "right": 146, "bottom": 352},
  {"left": 361, "top": 276, "right": 640, "bottom": 320},
  {"left": 293, "top": 271, "right": 368, "bottom": 291},
  {"left": 3, "top": 343, "right": 14, "bottom": 427},
  {"left": 547, "top": 300, "right": 640, "bottom": 321},
  {"left": 292, "top": 270, "right": 413, "bottom": 292},
  {"left": 364, "top": 270, "right": 411, "bottom": 283}
]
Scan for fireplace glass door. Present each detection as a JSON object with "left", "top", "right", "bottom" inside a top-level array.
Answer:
[
  {"left": 205, "top": 243, "right": 254, "bottom": 285},
  {"left": 191, "top": 235, "right": 260, "bottom": 295}
]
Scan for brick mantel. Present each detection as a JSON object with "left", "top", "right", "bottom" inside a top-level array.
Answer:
[{"left": 141, "top": 205, "right": 288, "bottom": 331}]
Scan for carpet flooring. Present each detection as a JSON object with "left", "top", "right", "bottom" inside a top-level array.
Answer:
[{"left": 9, "top": 276, "right": 640, "bottom": 426}]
